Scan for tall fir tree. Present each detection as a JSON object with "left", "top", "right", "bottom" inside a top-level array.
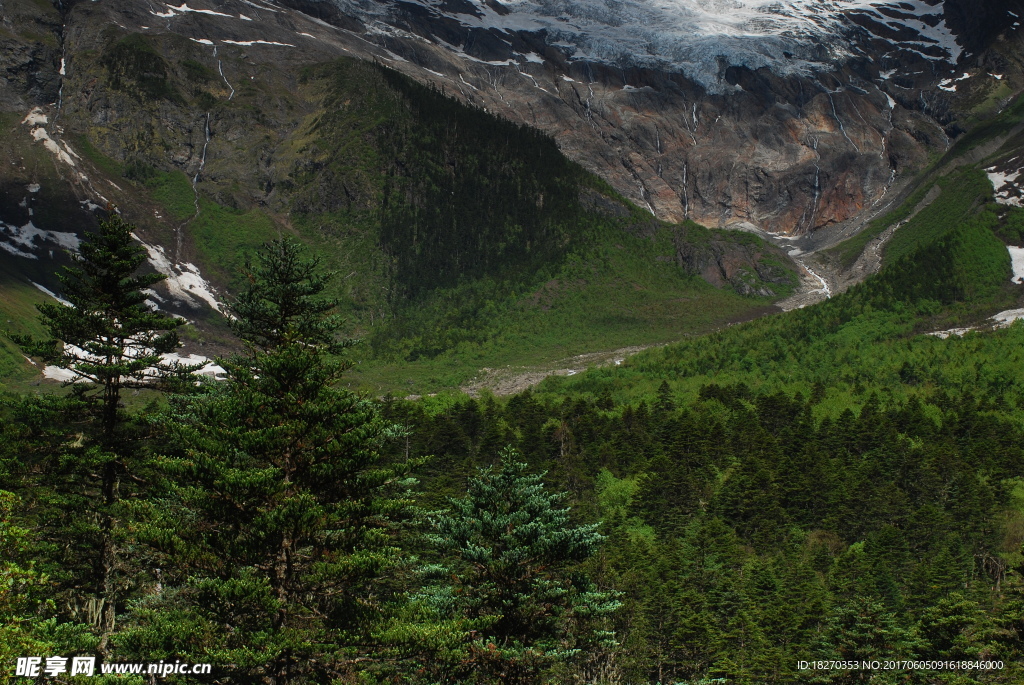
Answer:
[
  {"left": 11, "top": 212, "right": 193, "bottom": 655},
  {"left": 144, "top": 238, "right": 414, "bottom": 683}
]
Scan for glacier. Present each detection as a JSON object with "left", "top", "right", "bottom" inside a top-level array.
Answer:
[{"left": 327, "top": 0, "right": 962, "bottom": 90}]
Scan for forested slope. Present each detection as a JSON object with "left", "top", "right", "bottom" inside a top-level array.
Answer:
[
  {"left": 367, "top": 140, "right": 1024, "bottom": 682},
  {"left": 4, "top": 138, "right": 1024, "bottom": 685}
]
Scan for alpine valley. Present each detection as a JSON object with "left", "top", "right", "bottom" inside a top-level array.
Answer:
[
  {"left": 5, "top": 0, "right": 1024, "bottom": 683},
  {"left": 0, "top": 0, "right": 1019, "bottom": 392}
]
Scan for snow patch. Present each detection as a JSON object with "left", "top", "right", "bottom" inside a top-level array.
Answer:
[
  {"left": 222, "top": 39, "right": 295, "bottom": 47},
  {"left": 992, "top": 309, "right": 1024, "bottom": 325},
  {"left": 134, "top": 236, "right": 223, "bottom": 312},
  {"left": 1008, "top": 246, "right": 1024, "bottom": 285},
  {"left": 42, "top": 346, "right": 226, "bottom": 383},
  {"left": 988, "top": 165, "right": 1023, "bottom": 207},
  {"left": 0, "top": 241, "right": 37, "bottom": 259},
  {"left": 31, "top": 281, "right": 73, "bottom": 306},
  {"left": 29, "top": 127, "right": 77, "bottom": 166},
  {"left": 27, "top": 183, "right": 40, "bottom": 193},
  {"left": 1, "top": 219, "right": 80, "bottom": 254},
  {"left": 929, "top": 307, "right": 1024, "bottom": 338},
  {"left": 163, "top": 352, "right": 226, "bottom": 378},
  {"left": 22, "top": 108, "right": 47, "bottom": 126},
  {"left": 240, "top": 0, "right": 280, "bottom": 11},
  {"left": 153, "top": 3, "right": 233, "bottom": 18},
  {"left": 43, "top": 365, "right": 81, "bottom": 383}
]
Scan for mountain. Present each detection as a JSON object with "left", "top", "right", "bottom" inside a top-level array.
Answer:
[
  {"left": 0, "top": 0, "right": 1021, "bottom": 391},
  {"left": 274, "top": 0, "right": 1024, "bottom": 232}
]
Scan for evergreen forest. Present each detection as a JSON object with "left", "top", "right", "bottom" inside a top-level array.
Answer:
[{"left": 4, "top": 102, "right": 1024, "bottom": 684}]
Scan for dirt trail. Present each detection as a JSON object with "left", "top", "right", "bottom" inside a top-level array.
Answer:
[{"left": 459, "top": 344, "right": 658, "bottom": 396}]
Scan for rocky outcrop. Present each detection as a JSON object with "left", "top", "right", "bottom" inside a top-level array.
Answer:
[
  {"left": 0, "top": 0, "right": 62, "bottom": 110},
  {"left": 675, "top": 237, "right": 794, "bottom": 297}
]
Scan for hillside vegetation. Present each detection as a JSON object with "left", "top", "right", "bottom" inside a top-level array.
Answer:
[{"left": 5, "top": 175, "right": 1024, "bottom": 683}]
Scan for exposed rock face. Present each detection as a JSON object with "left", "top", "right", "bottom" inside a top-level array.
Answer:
[
  {"left": 674, "top": 233, "right": 794, "bottom": 297},
  {"left": 224, "top": 0, "right": 1021, "bottom": 235},
  {"left": 0, "top": 0, "right": 62, "bottom": 110},
  {"left": 0, "top": 0, "right": 1021, "bottom": 257}
]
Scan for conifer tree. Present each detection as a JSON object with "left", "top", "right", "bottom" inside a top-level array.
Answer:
[
  {"left": 425, "top": 446, "right": 620, "bottom": 684},
  {"left": 150, "top": 238, "right": 413, "bottom": 683},
  {"left": 12, "top": 212, "right": 193, "bottom": 655}
]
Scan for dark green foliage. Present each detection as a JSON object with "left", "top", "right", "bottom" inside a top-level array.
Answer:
[
  {"left": 101, "top": 34, "right": 183, "bottom": 103},
  {"left": 993, "top": 206, "right": 1024, "bottom": 245},
  {"left": 423, "top": 446, "right": 620, "bottom": 684},
  {"left": 142, "top": 239, "right": 413, "bottom": 682},
  {"left": 0, "top": 490, "right": 56, "bottom": 669},
  {"left": 374, "top": 69, "right": 592, "bottom": 296},
  {"left": 882, "top": 168, "right": 995, "bottom": 266},
  {"left": 810, "top": 597, "right": 924, "bottom": 684},
  {"left": 376, "top": 378, "right": 1024, "bottom": 684},
  {"left": 16, "top": 213, "right": 190, "bottom": 431},
  {"left": 179, "top": 59, "right": 214, "bottom": 84},
  {"left": 193, "top": 90, "right": 217, "bottom": 110},
  {"left": 299, "top": 59, "right": 595, "bottom": 298}
]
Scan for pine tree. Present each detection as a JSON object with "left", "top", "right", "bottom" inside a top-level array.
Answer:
[
  {"left": 147, "top": 238, "right": 413, "bottom": 683},
  {"left": 11, "top": 212, "right": 193, "bottom": 655},
  {"left": 424, "top": 446, "right": 620, "bottom": 684}
]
